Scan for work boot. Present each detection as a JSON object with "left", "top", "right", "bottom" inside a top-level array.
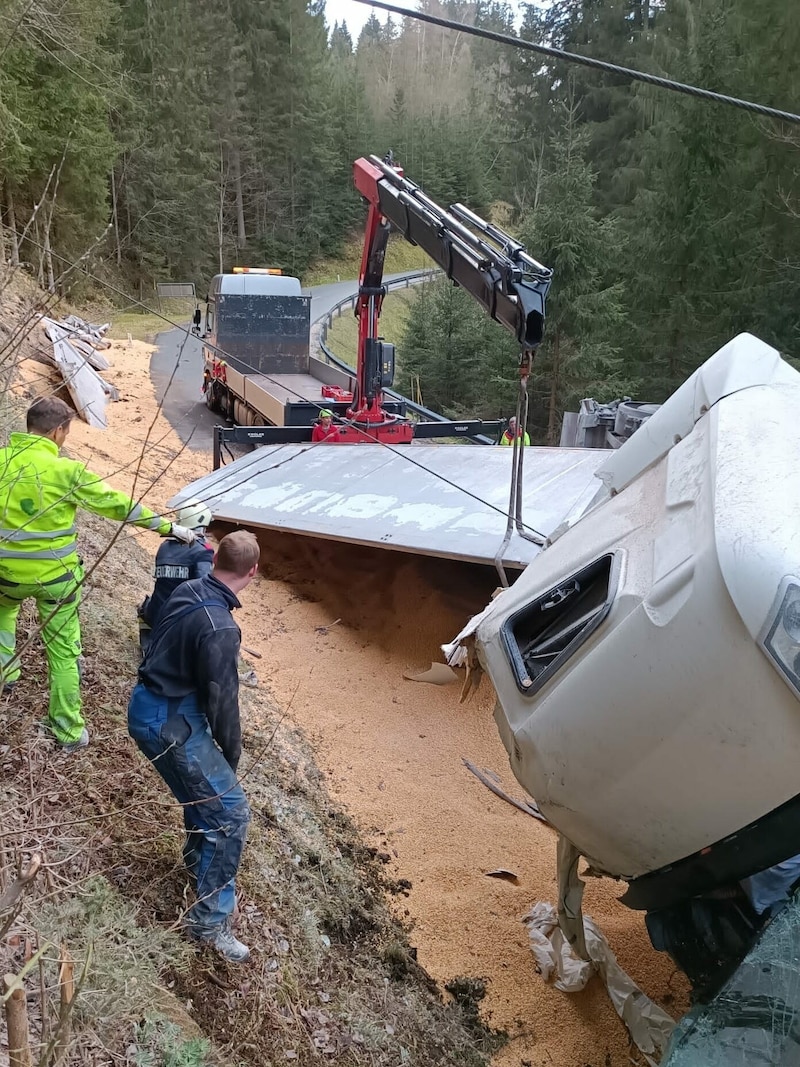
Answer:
[
  {"left": 189, "top": 925, "right": 250, "bottom": 964},
  {"left": 58, "top": 728, "right": 89, "bottom": 754}
]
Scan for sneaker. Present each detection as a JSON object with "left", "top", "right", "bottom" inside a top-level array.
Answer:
[
  {"left": 189, "top": 926, "right": 250, "bottom": 963},
  {"left": 59, "top": 728, "right": 89, "bottom": 754}
]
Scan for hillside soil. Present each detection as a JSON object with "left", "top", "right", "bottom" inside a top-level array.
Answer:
[{"left": 1, "top": 289, "right": 689, "bottom": 1066}]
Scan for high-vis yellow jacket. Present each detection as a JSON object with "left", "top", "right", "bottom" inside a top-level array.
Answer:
[{"left": 0, "top": 432, "right": 171, "bottom": 582}]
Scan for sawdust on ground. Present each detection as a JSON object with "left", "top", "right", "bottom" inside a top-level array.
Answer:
[{"left": 17, "top": 333, "right": 689, "bottom": 1066}]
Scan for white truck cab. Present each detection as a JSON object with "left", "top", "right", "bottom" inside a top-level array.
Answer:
[{"left": 459, "top": 334, "right": 800, "bottom": 995}]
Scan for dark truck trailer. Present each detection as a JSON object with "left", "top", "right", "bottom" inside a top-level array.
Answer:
[{"left": 202, "top": 271, "right": 405, "bottom": 427}]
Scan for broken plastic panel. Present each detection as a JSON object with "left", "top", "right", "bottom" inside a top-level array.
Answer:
[
  {"left": 500, "top": 553, "right": 619, "bottom": 695},
  {"left": 663, "top": 889, "right": 800, "bottom": 1065}
]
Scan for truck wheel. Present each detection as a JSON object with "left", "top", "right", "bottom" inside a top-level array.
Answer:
[
  {"left": 645, "top": 896, "right": 762, "bottom": 1003},
  {"left": 205, "top": 381, "right": 219, "bottom": 412}
]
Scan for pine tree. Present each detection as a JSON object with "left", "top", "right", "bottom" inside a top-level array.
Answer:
[
  {"left": 519, "top": 97, "right": 630, "bottom": 441},
  {"left": 619, "top": 0, "right": 797, "bottom": 393},
  {"left": 398, "top": 279, "right": 520, "bottom": 419},
  {"left": 0, "top": 0, "right": 118, "bottom": 288}
]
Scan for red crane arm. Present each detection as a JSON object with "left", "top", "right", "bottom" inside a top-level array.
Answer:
[{"left": 347, "top": 157, "right": 412, "bottom": 442}]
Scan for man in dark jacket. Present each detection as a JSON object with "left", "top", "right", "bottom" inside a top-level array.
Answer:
[
  {"left": 127, "top": 529, "right": 260, "bottom": 963},
  {"left": 138, "top": 498, "right": 215, "bottom": 651}
]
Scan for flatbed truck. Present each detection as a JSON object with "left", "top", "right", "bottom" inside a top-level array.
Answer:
[{"left": 201, "top": 269, "right": 405, "bottom": 428}]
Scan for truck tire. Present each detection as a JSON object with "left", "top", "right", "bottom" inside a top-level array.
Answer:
[{"left": 645, "top": 896, "right": 762, "bottom": 1003}]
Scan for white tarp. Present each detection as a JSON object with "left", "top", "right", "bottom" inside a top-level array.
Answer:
[{"left": 524, "top": 901, "right": 676, "bottom": 1064}]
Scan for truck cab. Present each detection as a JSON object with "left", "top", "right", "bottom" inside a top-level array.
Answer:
[{"left": 202, "top": 269, "right": 358, "bottom": 428}]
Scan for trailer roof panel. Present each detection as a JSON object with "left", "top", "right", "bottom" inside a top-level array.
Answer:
[{"left": 170, "top": 444, "right": 608, "bottom": 568}]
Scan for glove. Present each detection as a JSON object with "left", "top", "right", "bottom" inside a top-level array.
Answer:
[{"left": 169, "top": 523, "right": 197, "bottom": 545}]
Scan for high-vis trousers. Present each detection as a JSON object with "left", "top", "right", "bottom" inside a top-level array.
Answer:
[{"left": 0, "top": 569, "right": 84, "bottom": 743}]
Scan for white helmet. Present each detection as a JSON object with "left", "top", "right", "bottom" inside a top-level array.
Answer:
[{"left": 176, "top": 498, "right": 212, "bottom": 531}]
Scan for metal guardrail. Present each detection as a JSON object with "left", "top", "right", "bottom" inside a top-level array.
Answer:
[{"left": 314, "top": 269, "right": 497, "bottom": 444}]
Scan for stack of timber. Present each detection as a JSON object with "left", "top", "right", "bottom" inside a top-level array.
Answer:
[{"left": 41, "top": 316, "right": 117, "bottom": 429}]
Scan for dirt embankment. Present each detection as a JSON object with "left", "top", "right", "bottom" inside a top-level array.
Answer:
[{"left": 2, "top": 290, "right": 688, "bottom": 1066}]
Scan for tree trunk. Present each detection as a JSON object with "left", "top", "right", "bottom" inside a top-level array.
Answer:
[
  {"left": 34, "top": 218, "right": 44, "bottom": 287},
  {"left": 218, "top": 141, "right": 226, "bottom": 274},
  {"left": 3, "top": 975, "right": 32, "bottom": 1067},
  {"left": 52, "top": 945, "right": 75, "bottom": 1067},
  {"left": 110, "top": 166, "right": 122, "bottom": 266},
  {"left": 547, "top": 329, "right": 561, "bottom": 445},
  {"left": 43, "top": 223, "right": 55, "bottom": 293},
  {"left": 232, "top": 145, "right": 246, "bottom": 247},
  {"left": 6, "top": 185, "right": 20, "bottom": 268},
  {"left": 123, "top": 154, "right": 132, "bottom": 242},
  {"left": 0, "top": 202, "right": 6, "bottom": 264}
]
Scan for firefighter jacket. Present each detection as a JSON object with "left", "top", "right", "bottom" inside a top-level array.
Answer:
[
  {"left": 0, "top": 432, "right": 171, "bottom": 583},
  {"left": 142, "top": 536, "right": 215, "bottom": 627}
]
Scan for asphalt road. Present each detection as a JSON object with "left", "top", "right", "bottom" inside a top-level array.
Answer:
[{"left": 149, "top": 275, "right": 414, "bottom": 452}]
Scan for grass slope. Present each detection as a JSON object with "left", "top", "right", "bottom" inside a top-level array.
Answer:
[
  {"left": 105, "top": 297, "right": 199, "bottom": 343},
  {"left": 323, "top": 287, "right": 419, "bottom": 374},
  {"left": 0, "top": 510, "right": 502, "bottom": 1067},
  {"left": 303, "top": 235, "right": 433, "bottom": 288}
]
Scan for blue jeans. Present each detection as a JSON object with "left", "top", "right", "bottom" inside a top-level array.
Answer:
[{"left": 127, "top": 684, "right": 250, "bottom": 935}]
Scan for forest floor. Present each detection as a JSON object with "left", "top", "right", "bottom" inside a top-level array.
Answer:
[{"left": 0, "top": 272, "right": 689, "bottom": 1067}]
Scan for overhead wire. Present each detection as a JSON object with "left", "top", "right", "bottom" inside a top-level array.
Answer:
[{"left": 350, "top": 0, "right": 800, "bottom": 127}]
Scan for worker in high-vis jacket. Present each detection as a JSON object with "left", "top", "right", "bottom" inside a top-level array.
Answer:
[
  {"left": 0, "top": 397, "right": 197, "bottom": 753},
  {"left": 499, "top": 416, "right": 531, "bottom": 446}
]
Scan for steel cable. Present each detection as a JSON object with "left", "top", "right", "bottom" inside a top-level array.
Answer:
[{"left": 351, "top": 0, "right": 800, "bottom": 126}]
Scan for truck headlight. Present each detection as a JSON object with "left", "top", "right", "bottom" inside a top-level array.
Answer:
[{"left": 760, "top": 580, "right": 800, "bottom": 695}]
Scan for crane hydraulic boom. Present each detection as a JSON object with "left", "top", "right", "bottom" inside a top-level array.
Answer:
[{"left": 345, "top": 154, "right": 553, "bottom": 443}]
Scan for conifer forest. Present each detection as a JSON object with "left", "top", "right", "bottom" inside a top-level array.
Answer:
[{"left": 0, "top": 0, "right": 798, "bottom": 436}]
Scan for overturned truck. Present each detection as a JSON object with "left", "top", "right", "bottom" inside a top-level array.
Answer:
[{"left": 453, "top": 332, "right": 800, "bottom": 1013}]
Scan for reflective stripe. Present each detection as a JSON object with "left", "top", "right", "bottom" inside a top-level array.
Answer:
[
  {"left": 0, "top": 570, "right": 75, "bottom": 588},
  {"left": 0, "top": 543, "right": 76, "bottom": 560},
  {"left": 127, "top": 504, "right": 162, "bottom": 530},
  {"left": 0, "top": 526, "right": 76, "bottom": 542}
]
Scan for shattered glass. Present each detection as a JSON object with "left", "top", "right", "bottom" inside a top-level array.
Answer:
[{"left": 664, "top": 890, "right": 800, "bottom": 1065}]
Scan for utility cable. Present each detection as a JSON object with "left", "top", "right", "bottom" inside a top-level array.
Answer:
[{"left": 350, "top": 0, "right": 800, "bottom": 127}]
